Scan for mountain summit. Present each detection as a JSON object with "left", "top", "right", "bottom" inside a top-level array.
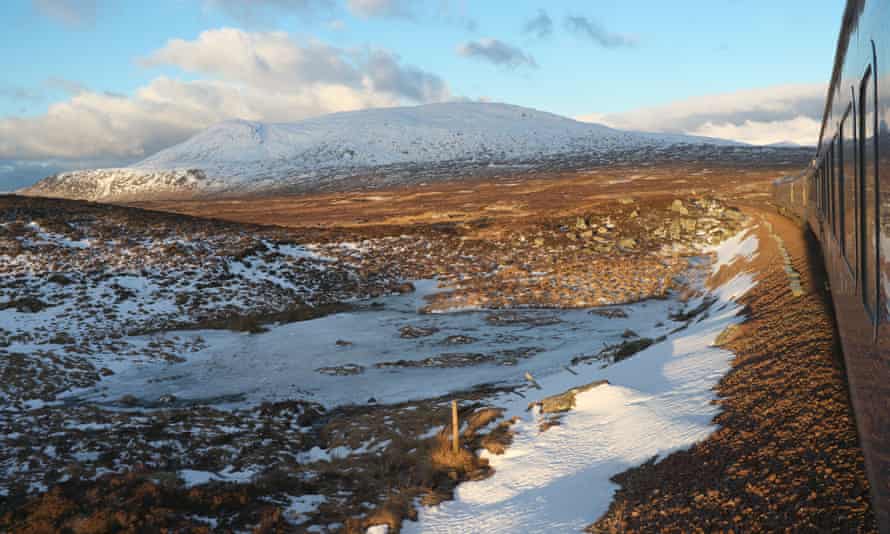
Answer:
[{"left": 22, "top": 102, "right": 736, "bottom": 201}]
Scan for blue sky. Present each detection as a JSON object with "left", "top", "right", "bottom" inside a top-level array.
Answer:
[{"left": 1, "top": 0, "right": 845, "bottom": 189}]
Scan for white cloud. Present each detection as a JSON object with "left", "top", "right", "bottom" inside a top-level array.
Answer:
[
  {"left": 0, "top": 28, "right": 451, "bottom": 163},
  {"left": 457, "top": 39, "right": 537, "bottom": 69},
  {"left": 577, "top": 83, "right": 827, "bottom": 146},
  {"left": 688, "top": 117, "right": 822, "bottom": 146}
]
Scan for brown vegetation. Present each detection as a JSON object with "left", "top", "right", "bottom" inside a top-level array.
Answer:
[{"left": 590, "top": 208, "right": 875, "bottom": 532}]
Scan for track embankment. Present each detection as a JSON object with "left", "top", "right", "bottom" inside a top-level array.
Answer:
[{"left": 590, "top": 207, "right": 876, "bottom": 533}]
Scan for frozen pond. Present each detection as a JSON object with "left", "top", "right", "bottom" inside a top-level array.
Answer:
[{"left": 71, "top": 279, "right": 688, "bottom": 410}]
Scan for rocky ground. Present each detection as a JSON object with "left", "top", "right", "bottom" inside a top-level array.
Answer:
[
  {"left": 590, "top": 209, "right": 876, "bottom": 532},
  {"left": 0, "top": 153, "right": 877, "bottom": 533}
]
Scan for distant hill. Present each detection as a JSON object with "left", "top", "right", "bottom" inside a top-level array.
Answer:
[
  {"left": 21, "top": 102, "right": 740, "bottom": 201},
  {"left": 765, "top": 141, "right": 806, "bottom": 148}
]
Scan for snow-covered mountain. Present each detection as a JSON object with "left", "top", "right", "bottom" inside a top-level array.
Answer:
[{"left": 21, "top": 102, "right": 738, "bottom": 201}]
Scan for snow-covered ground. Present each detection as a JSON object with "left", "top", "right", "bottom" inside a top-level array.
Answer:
[
  {"left": 68, "top": 279, "right": 682, "bottom": 409},
  {"left": 21, "top": 102, "right": 740, "bottom": 201},
  {"left": 400, "top": 231, "right": 758, "bottom": 533},
  {"left": 62, "top": 227, "right": 758, "bottom": 533},
  {"left": 1, "top": 192, "right": 763, "bottom": 531}
]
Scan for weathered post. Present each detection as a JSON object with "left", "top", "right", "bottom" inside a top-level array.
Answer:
[{"left": 451, "top": 400, "right": 459, "bottom": 453}]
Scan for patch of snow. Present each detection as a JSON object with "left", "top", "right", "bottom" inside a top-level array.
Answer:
[
  {"left": 179, "top": 466, "right": 259, "bottom": 488},
  {"left": 403, "top": 229, "right": 760, "bottom": 533},
  {"left": 285, "top": 494, "right": 327, "bottom": 523},
  {"left": 710, "top": 229, "right": 758, "bottom": 273},
  {"left": 75, "top": 278, "right": 680, "bottom": 410}
]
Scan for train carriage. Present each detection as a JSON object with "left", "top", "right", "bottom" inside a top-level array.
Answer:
[{"left": 773, "top": 0, "right": 890, "bottom": 529}]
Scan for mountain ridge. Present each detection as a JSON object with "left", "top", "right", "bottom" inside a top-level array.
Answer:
[{"left": 21, "top": 102, "right": 742, "bottom": 201}]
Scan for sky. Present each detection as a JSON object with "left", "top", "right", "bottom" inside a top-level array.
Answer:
[{"left": 0, "top": 0, "right": 845, "bottom": 190}]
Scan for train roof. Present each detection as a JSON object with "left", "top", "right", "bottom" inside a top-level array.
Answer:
[{"left": 817, "top": 0, "right": 867, "bottom": 151}]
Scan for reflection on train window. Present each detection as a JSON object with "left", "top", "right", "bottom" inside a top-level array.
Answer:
[
  {"left": 880, "top": 79, "right": 890, "bottom": 318},
  {"left": 835, "top": 135, "right": 843, "bottom": 241},
  {"left": 859, "top": 66, "right": 877, "bottom": 320},
  {"left": 830, "top": 141, "right": 837, "bottom": 232},
  {"left": 844, "top": 104, "right": 857, "bottom": 272}
]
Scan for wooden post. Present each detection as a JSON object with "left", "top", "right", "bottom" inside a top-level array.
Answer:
[{"left": 451, "top": 400, "right": 460, "bottom": 453}]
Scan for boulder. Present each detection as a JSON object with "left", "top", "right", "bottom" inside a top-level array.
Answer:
[
  {"left": 396, "top": 281, "right": 416, "bottom": 294},
  {"left": 531, "top": 380, "right": 610, "bottom": 414},
  {"left": 724, "top": 207, "right": 744, "bottom": 221},
  {"left": 671, "top": 199, "right": 689, "bottom": 215},
  {"left": 680, "top": 218, "right": 697, "bottom": 233},
  {"left": 618, "top": 238, "right": 637, "bottom": 250},
  {"left": 669, "top": 220, "right": 682, "bottom": 239},
  {"left": 400, "top": 325, "right": 439, "bottom": 338}
]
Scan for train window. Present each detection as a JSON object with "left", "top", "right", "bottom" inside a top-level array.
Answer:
[
  {"left": 838, "top": 124, "right": 847, "bottom": 254},
  {"left": 817, "top": 166, "right": 822, "bottom": 215},
  {"left": 835, "top": 136, "right": 842, "bottom": 239},
  {"left": 815, "top": 169, "right": 819, "bottom": 213},
  {"left": 825, "top": 151, "right": 830, "bottom": 224},
  {"left": 823, "top": 155, "right": 828, "bottom": 220},
  {"left": 859, "top": 65, "right": 878, "bottom": 319},
  {"left": 828, "top": 141, "right": 837, "bottom": 232},
  {"left": 816, "top": 168, "right": 821, "bottom": 214},
  {"left": 844, "top": 102, "right": 858, "bottom": 271}
]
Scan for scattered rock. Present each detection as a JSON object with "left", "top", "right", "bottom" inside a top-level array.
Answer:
[
  {"left": 376, "top": 352, "right": 491, "bottom": 369},
  {"left": 396, "top": 282, "right": 416, "bottom": 294},
  {"left": 47, "top": 273, "right": 73, "bottom": 285},
  {"left": 724, "top": 207, "right": 744, "bottom": 221},
  {"left": 119, "top": 394, "right": 139, "bottom": 406},
  {"left": 671, "top": 199, "right": 689, "bottom": 216},
  {"left": 618, "top": 238, "right": 637, "bottom": 251},
  {"left": 589, "top": 308, "right": 628, "bottom": 319},
  {"left": 0, "top": 297, "right": 49, "bottom": 313},
  {"left": 441, "top": 335, "right": 478, "bottom": 345},
  {"left": 399, "top": 325, "right": 440, "bottom": 338},
  {"left": 530, "top": 380, "right": 610, "bottom": 414},
  {"left": 316, "top": 364, "right": 365, "bottom": 376},
  {"left": 485, "top": 312, "right": 561, "bottom": 327}
]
